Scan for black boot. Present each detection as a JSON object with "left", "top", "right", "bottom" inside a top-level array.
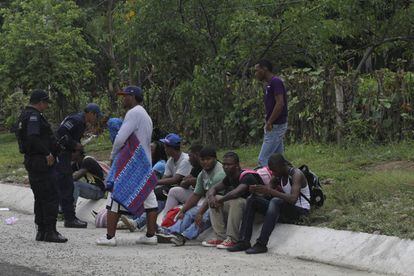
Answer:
[
  {"left": 35, "top": 231, "right": 45, "bottom": 241},
  {"left": 227, "top": 241, "right": 251, "bottom": 252},
  {"left": 44, "top": 231, "right": 68, "bottom": 243},
  {"left": 35, "top": 225, "right": 45, "bottom": 241},
  {"left": 64, "top": 217, "right": 88, "bottom": 228},
  {"left": 245, "top": 242, "right": 268, "bottom": 254}
]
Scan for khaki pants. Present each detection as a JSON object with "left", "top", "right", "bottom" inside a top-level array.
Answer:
[{"left": 209, "top": 196, "right": 246, "bottom": 242}]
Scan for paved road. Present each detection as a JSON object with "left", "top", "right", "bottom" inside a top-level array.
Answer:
[
  {"left": 0, "top": 262, "right": 49, "bottom": 276},
  {"left": 0, "top": 211, "right": 383, "bottom": 276}
]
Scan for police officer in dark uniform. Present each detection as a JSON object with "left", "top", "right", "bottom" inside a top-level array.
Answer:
[
  {"left": 17, "top": 89, "right": 68, "bottom": 243},
  {"left": 56, "top": 103, "right": 102, "bottom": 228}
]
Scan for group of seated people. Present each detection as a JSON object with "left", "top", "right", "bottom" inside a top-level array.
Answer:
[{"left": 72, "top": 120, "right": 311, "bottom": 254}]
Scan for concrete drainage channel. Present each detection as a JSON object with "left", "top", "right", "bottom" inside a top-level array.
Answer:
[{"left": 1, "top": 182, "right": 413, "bottom": 276}]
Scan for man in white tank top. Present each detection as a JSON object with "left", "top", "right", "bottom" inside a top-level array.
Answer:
[{"left": 228, "top": 153, "right": 310, "bottom": 254}]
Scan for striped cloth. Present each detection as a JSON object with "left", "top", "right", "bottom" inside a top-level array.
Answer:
[{"left": 106, "top": 134, "right": 157, "bottom": 216}]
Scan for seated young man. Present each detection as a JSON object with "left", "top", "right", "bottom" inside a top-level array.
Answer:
[
  {"left": 71, "top": 146, "right": 105, "bottom": 206},
  {"left": 205, "top": 152, "right": 262, "bottom": 249},
  {"left": 151, "top": 141, "right": 168, "bottom": 179},
  {"left": 228, "top": 153, "right": 310, "bottom": 254},
  {"left": 157, "top": 146, "right": 225, "bottom": 246},
  {"left": 162, "top": 143, "right": 203, "bottom": 215},
  {"left": 154, "top": 133, "right": 193, "bottom": 202}
]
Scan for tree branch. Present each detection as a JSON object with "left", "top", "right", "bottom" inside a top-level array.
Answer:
[
  {"left": 199, "top": 0, "right": 218, "bottom": 55},
  {"left": 356, "top": 36, "right": 414, "bottom": 73}
]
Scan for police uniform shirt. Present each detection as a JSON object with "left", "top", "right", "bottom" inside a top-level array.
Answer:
[
  {"left": 22, "top": 106, "right": 54, "bottom": 155},
  {"left": 56, "top": 113, "right": 86, "bottom": 152}
]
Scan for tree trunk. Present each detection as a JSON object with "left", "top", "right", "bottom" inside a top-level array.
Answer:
[
  {"left": 334, "top": 77, "right": 344, "bottom": 144},
  {"left": 107, "top": 0, "right": 121, "bottom": 112}
]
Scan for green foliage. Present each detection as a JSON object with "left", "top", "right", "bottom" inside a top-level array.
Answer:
[
  {"left": 2, "top": 91, "right": 28, "bottom": 129},
  {"left": 0, "top": 0, "right": 96, "bottom": 121},
  {"left": 0, "top": 132, "right": 24, "bottom": 182},
  {"left": 0, "top": 0, "right": 414, "bottom": 146}
]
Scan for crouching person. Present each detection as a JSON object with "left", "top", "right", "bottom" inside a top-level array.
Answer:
[
  {"left": 205, "top": 152, "right": 262, "bottom": 249},
  {"left": 71, "top": 148, "right": 105, "bottom": 206},
  {"left": 158, "top": 146, "right": 225, "bottom": 246},
  {"left": 228, "top": 153, "right": 310, "bottom": 254}
]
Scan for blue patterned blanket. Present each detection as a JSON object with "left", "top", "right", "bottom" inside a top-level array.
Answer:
[{"left": 106, "top": 134, "right": 157, "bottom": 216}]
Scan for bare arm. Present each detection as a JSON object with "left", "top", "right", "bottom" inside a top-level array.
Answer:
[
  {"left": 197, "top": 199, "right": 209, "bottom": 215},
  {"left": 267, "top": 93, "right": 284, "bottom": 126},
  {"left": 269, "top": 174, "right": 302, "bottom": 204},
  {"left": 180, "top": 175, "right": 197, "bottom": 189},
  {"left": 181, "top": 193, "right": 202, "bottom": 213},
  {"left": 176, "top": 193, "right": 201, "bottom": 220},
  {"left": 206, "top": 181, "right": 226, "bottom": 198},
  {"left": 217, "top": 184, "right": 248, "bottom": 203},
  {"left": 73, "top": 168, "right": 88, "bottom": 181},
  {"left": 157, "top": 174, "right": 185, "bottom": 186}
]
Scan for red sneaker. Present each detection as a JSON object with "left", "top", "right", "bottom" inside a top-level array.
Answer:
[
  {"left": 216, "top": 238, "right": 236, "bottom": 249},
  {"left": 201, "top": 239, "right": 223, "bottom": 247}
]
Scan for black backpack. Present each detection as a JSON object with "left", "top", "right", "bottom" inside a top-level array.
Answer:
[{"left": 298, "top": 165, "right": 325, "bottom": 208}]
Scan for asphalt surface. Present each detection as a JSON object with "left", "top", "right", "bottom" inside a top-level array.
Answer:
[
  {"left": 0, "top": 262, "right": 49, "bottom": 276},
  {"left": 0, "top": 211, "right": 385, "bottom": 276}
]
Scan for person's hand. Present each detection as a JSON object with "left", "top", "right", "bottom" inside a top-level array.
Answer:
[
  {"left": 208, "top": 195, "right": 217, "bottom": 209},
  {"left": 180, "top": 175, "right": 195, "bottom": 189},
  {"left": 180, "top": 176, "right": 193, "bottom": 189},
  {"left": 254, "top": 185, "right": 271, "bottom": 196},
  {"left": 175, "top": 209, "right": 185, "bottom": 221},
  {"left": 249, "top": 185, "right": 258, "bottom": 193},
  {"left": 46, "top": 154, "right": 55, "bottom": 166},
  {"left": 75, "top": 143, "right": 83, "bottom": 151},
  {"left": 195, "top": 213, "right": 203, "bottom": 228},
  {"left": 264, "top": 122, "right": 273, "bottom": 132},
  {"left": 208, "top": 195, "right": 222, "bottom": 209}
]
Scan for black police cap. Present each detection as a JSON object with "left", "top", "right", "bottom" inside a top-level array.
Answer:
[{"left": 30, "top": 89, "right": 51, "bottom": 103}]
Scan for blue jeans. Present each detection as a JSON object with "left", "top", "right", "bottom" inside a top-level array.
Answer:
[
  {"left": 258, "top": 123, "right": 288, "bottom": 166},
  {"left": 73, "top": 181, "right": 104, "bottom": 206},
  {"left": 134, "top": 200, "right": 165, "bottom": 229},
  {"left": 239, "top": 196, "right": 308, "bottom": 246},
  {"left": 168, "top": 206, "right": 211, "bottom": 240}
]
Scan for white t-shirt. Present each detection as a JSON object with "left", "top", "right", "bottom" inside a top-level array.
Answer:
[
  {"left": 110, "top": 105, "right": 153, "bottom": 162},
  {"left": 163, "top": 152, "right": 192, "bottom": 178}
]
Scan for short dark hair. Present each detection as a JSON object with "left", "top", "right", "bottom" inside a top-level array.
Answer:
[
  {"left": 223, "top": 151, "right": 239, "bottom": 164},
  {"left": 135, "top": 94, "right": 144, "bottom": 103},
  {"left": 199, "top": 146, "right": 217, "bottom": 158},
  {"left": 30, "top": 98, "right": 41, "bottom": 104},
  {"left": 166, "top": 144, "right": 180, "bottom": 151},
  {"left": 189, "top": 143, "right": 203, "bottom": 154},
  {"left": 257, "top": 59, "right": 273, "bottom": 72},
  {"left": 29, "top": 89, "right": 49, "bottom": 104},
  {"left": 268, "top": 153, "right": 292, "bottom": 168},
  {"left": 152, "top": 141, "right": 167, "bottom": 165}
]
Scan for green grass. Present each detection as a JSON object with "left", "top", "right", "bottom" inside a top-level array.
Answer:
[
  {"left": 1, "top": 131, "right": 413, "bottom": 239},
  {"left": 0, "top": 132, "right": 26, "bottom": 182},
  {"left": 218, "top": 142, "right": 414, "bottom": 239}
]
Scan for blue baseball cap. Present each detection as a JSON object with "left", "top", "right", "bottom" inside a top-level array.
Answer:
[
  {"left": 118, "top": 86, "right": 143, "bottom": 97},
  {"left": 85, "top": 103, "right": 103, "bottom": 118},
  {"left": 160, "top": 133, "right": 181, "bottom": 147}
]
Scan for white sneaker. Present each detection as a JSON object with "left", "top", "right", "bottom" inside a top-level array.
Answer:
[
  {"left": 96, "top": 235, "right": 117, "bottom": 246},
  {"left": 120, "top": 215, "right": 137, "bottom": 232},
  {"left": 135, "top": 235, "right": 157, "bottom": 245},
  {"left": 117, "top": 221, "right": 128, "bottom": 229}
]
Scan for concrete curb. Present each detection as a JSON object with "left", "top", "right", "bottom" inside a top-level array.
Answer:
[{"left": 1, "top": 183, "right": 413, "bottom": 275}]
